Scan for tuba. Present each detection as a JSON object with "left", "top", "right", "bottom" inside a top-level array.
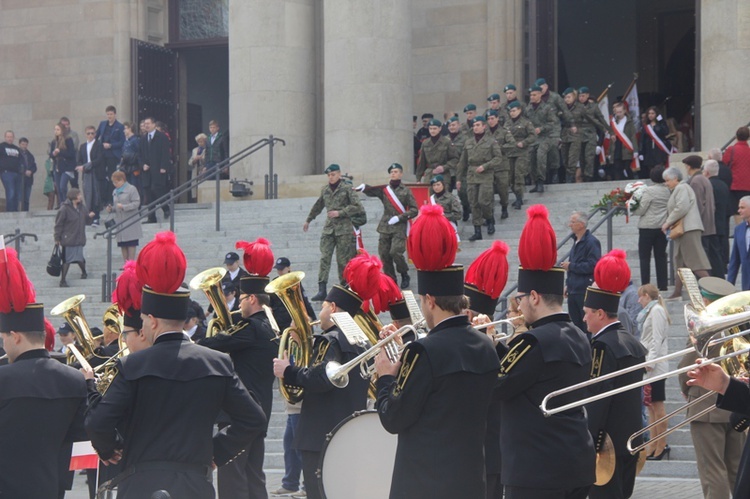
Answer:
[
  {"left": 265, "top": 271, "right": 315, "bottom": 404},
  {"left": 95, "top": 304, "right": 129, "bottom": 394},
  {"left": 190, "top": 267, "right": 235, "bottom": 338},
  {"left": 50, "top": 295, "right": 107, "bottom": 366}
]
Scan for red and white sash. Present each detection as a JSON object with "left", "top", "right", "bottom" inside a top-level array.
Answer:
[
  {"left": 429, "top": 194, "right": 460, "bottom": 242},
  {"left": 384, "top": 185, "right": 411, "bottom": 235},
  {"left": 610, "top": 117, "right": 640, "bottom": 172},
  {"left": 354, "top": 227, "right": 365, "bottom": 252},
  {"left": 645, "top": 124, "right": 673, "bottom": 166}
]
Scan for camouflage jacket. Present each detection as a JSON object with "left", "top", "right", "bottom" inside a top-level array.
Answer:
[
  {"left": 501, "top": 116, "right": 537, "bottom": 157},
  {"left": 306, "top": 181, "right": 366, "bottom": 236},
  {"left": 363, "top": 182, "right": 418, "bottom": 235},
  {"left": 457, "top": 133, "right": 503, "bottom": 184},
  {"left": 417, "top": 135, "right": 458, "bottom": 181},
  {"left": 542, "top": 90, "right": 572, "bottom": 125},
  {"left": 500, "top": 99, "right": 526, "bottom": 124},
  {"left": 561, "top": 101, "right": 586, "bottom": 143},
  {"left": 580, "top": 100, "right": 612, "bottom": 141},
  {"left": 447, "top": 131, "right": 468, "bottom": 175},
  {"left": 525, "top": 102, "right": 559, "bottom": 140},
  {"left": 431, "top": 191, "right": 463, "bottom": 223}
]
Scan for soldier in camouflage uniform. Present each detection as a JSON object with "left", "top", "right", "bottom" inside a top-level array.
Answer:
[
  {"left": 446, "top": 117, "right": 470, "bottom": 221},
  {"left": 487, "top": 110, "right": 513, "bottom": 220},
  {"left": 578, "top": 87, "right": 612, "bottom": 181},
  {"left": 501, "top": 84, "right": 525, "bottom": 125},
  {"left": 525, "top": 86, "right": 559, "bottom": 194},
  {"left": 500, "top": 101, "right": 536, "bottom": 210},
  {"left": 460, "top": 104, "right": 477, "bottom": 136},
  {"left": 561, "top": 88, "right": 585, "bottom": 183},
  {"left": 456, "top": 116, "right": 503, "bottom": 241},
  {"left": 537, "top": 78, "right": 572, "bottom": 184},
  {"left": 486, "top": 93, "right": 502, "bottom": 119},
  {"left": 304, "top": 164, "right": 367, "bottom": 301},
  {"left": 429, "top": 174, "right": 463, "bottom": 225},
  {"left": 416, "top": 119, "right": 458, "bottom": 185},
  {"left": 359, "top": 163, "right": 418, "bottom": 289}
]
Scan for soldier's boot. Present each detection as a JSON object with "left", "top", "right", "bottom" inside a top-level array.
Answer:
[
  {"left": 462, "top": 206, "right": 470, "bottom": 222},
  {"left": 311, "top": 282, "right": 327, "bottom": 302},
  {"left": 512, "top": 198, "right": 523, "bottom": 210},
  {"left": 400, "top": 273, "right": 410, "bottom": 290},
  {"left": 468, "top": 226, "right": 483, "bottom": 242},
  {"left": 487, "top": 217, "right": 496, "bottom": 235},
  {"left": 60, "top": 264, "right": 70, "bottom": 288},
  {"left": 566, "top": 173, "right": 577, "bottom": 184},
  {"left": 500, "top": 207, "right": 509, "bottom": 220},
  {"left": 529, "top": 181, "right": 544, "bottom": 193}
]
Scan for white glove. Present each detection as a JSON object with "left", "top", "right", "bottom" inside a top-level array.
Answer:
[
  {"left": 657, "top": 114, "right": 663, "bottom": 121},
  {"left": 355, "top": 183, "right": 366, "bottom": 192},
  {"left": 388, "top": 216, "right": 400, "bottom": 225},
  {"left": 595, "top": 146, "right": 602, "bottom": 156},
  {"left": 639, "top": 155, "right": 644, "bottom": 161}
]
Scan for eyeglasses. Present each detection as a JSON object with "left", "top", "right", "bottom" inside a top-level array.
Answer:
[
  {"left": 121, "top": 329, "right": 138, "bottom": 335},
  {"left": 239, "top": 294, "right": 252, "bottom": 303},
  {"left": 85, "top": 132, "right": 95, "bottom": 136},
  {"left": 514, "top": 293, "right": 529, "bottom": 305}
]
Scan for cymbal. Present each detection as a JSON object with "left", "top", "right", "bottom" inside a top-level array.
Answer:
[
  {"left": 636, "top": 448, "right": 648, "bottom": 476},
  {"left": 594, "top": 432, "right": 616, "bottom": 486}
]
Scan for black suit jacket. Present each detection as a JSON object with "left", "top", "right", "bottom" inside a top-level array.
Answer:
[
  {"left": 0, "top": 349, "right": 87, "bottom": 499},
  {"left": 138, "top": 130, "right": 171, "bottom": 188},
  {"left": 77, "top": 140, "right": 106, "bottom": 180},
  {"left": 710, "top": 176, "right": 731, "bottom": 237}
]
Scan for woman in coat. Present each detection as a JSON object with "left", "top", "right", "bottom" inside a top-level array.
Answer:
[
  {"left": 49, "top": 122, "right": 77, "bottom": 207},
  {"left": 107, "top": 170, "right": 142, "bottom": 263},
  {"left": 661, "top": 166, "right": 711, "bottom": 299},
  {"left": 639, "top": 106, "right": 671, "bottom": 180},
  {"left": 632, "top": 166, "right": 671, "bottom": 290},
  {"left": 54, "top": 188, "right": 93, "bottom": 287}
]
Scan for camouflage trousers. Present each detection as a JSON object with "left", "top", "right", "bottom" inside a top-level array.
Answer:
[
  {"left": 378, "top": 232, "right": 409, "bottom": 279},
  {"left": 318, "top": 231, "right": 356, "bottom": 285},
  {"left": 562, "top": 139, "right": 582, "bottom": 178},
  {"left": 467, "top": 182, "right": 494, "bottom": 226},
  {"left": 580, "top": 138, "right": 598, "bottom": 179},
  {"left": 493, "top": 168, "right": 509, "bottom": 207},
  {"left": 507, "top": 155, "right": 528, "bottom": 199},
  {"left": 531, "top": 138, "right": 559, "bottom": 182}
]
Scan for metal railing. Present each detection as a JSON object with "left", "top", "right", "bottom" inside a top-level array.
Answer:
[
  {"left": 495, "top": 203, "right": 624, "bottom": 317},
  {"left": 721, "top": 120, "right": 750, "bottom": 152},
  {"left": 95, "top": 135, "right": 285, "bottom": 300},
  {"left": 3, "top": 229, "right": 38, "bottom": 256}
]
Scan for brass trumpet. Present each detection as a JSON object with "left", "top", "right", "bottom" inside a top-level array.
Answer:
[
  {"left": 190, "top": 267, "right": 240, "bottom": 338},
  {"left": 50, "top": 295, "right": 107, "bottom": 366},
  {"left": 473, "top": 316, "right": 524, "bottom": 341}
]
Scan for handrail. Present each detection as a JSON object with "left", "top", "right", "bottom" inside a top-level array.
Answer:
[
  {"left": 495, "top": 203, "right": 623, "bottom": 317},
  {"left": 95, "top": 135, "right": 285, "bottom": 300},
  {"left": 3, "top": 229, "right": 38, "bottom": 256},
  {"left": 721, "top": 120, "right": 750, "bottom": 152}
]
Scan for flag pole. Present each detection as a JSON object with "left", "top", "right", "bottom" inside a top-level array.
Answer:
[
  {"left": 596, "top": 83, "right": 613, "bottom": 104},
  {"left": 621, "top": 73, "right": 639, "bottom": 102}
]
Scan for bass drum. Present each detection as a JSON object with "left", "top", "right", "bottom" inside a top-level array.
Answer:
[{"left": 319, "top": 410, "right": 398, "bottom": 499}]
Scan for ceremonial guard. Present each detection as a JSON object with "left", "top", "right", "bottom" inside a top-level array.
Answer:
[
  {"left": 376, "top": 204, "right": 500, "bottom": 499},
  {"left": 199, "top": 238, "right": 279, "bottom": 499},
  {"left": 304, "top": 164, "right": 367, "bottom": 301},
  {"left": 561, "top": 88, "right": 585, "bottom": 183},
  {"left": 273, "top": 285, "right": 369, "bottom": 499},
  {"left": 358, "top": 163, "right": 418, "bottom": 289},
  {"left": 500, "top": 101, "right": 536, "bottom": 210},
  {"left": 487, "top": 110, "right": 513, "bottom": 219},
  {"left": 86, "top": 232, "right": 267, "bottom": 498},
  {"left": 0, "top": 249, "right": 87, "bottom": 499},
  {"left": 578, "top": 87, "right": 612, "bottom": 181},
  {"left": 494, "top": 205, "right": 595, "bottom": 498},
  {"left": 446, "top": 116, "right": 470, "bottom": 220},
  {"left": 416, "top": 118, "right": 457, "bottom": 184},
  {"left": 582, "top": 250, "right": 648, "bottom": 499},
  {"left": 525, "top": 86, "right": 559, "bottom": 193},
  {"left": 456, "top": 116, "right": 504, "bottom": 241},
  {"left": 428, "top": 175, "right": 462, "bottom": 226}
]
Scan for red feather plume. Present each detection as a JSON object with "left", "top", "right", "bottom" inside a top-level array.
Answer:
[
  {"left": 371, "top": 273, "right": 404, "bottom": 314},
  {"left": 465, "top": 240, "right": 510, "bottom": 299},
  {"left": 518, "top": 204, "right": 557, "bottom": 270},
  {"left": 136, "top": 231, "right": 186, "bottom": 294},
  {"left": 344, "top": 251, "right": 383, "bottom": 301},
  {"left": 113, "top": 261, "right": 143, "bottom": 316},
  {"left": 594, "top": 249, "right": 631, "bottom": 293},
  {"left": 0, "top": 247, "right": 34, "bottom": 313},
  {"left": 236, "top": 238, "right": 274, "bottom": 276},
  {"left": 44, "top": 318, "right": 56, "bottom": 351},
  {"left": 407, "top": 204, "right": 458, "bottom": 271}
]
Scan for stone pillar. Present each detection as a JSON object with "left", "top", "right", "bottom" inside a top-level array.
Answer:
[
  {"left": 228, "top": 0, "right": 317, "bottom": 190},
  {"left": 324, "top": 0, "right": 413, "bottom": 183},
  {"left": 487, "top": 0, "right": 524, "bottom": 91},
  {"left": 700, "top": 1, "right": 750, "bottom": 149}
]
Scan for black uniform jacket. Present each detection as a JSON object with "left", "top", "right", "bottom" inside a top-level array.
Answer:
[
  {"left": 494, "top": 313, "right": 596, "bottom": 489},
  {"left": 269, "top": 277, "right": 316, "bottom": 332},
  {"left": 717, "top": 378, "right": 750, "bottom": 498},
  {"left": 138, "top": 130, "right": 171, "bottom": 188},
  {"left": 586, "top": 322, "right": 647, "bottom": 455},
  {"left": 85, "top": 332, "right": 266, "bottom": 499},
  {"left": 0, "top": 349, "right": 87, "bottom": 499},
  {"left": 377, "top": 315, "right": 500, "bottom": 499},
  {"left": 284, "top": 327, "right": 369, "bottom": 452},
  {"left": 199, "top": 310, "right": 278, "bottom": 421}
]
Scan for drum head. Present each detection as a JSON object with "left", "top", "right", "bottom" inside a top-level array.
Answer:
[{"left": 319, "top": 410, "right": 397, "bottom": 499}]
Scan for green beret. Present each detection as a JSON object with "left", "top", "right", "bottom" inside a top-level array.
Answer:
[
  {"left": 486, "top": 110, "right": 499, "bottom": 117},
  {"left": 504, "top": 84, "right": 517, "bottom": 92},
  {"left": 562, "top": 87, "right": 576, "bottom": 96},
  {"left": 388, "top": 163, "right": 404, "bottom": 173},
  {"left": 529, "top": 85, "right": 542, "bottom": 93},
  {"left": 324, "top": 164, "right": 341, "bottom": 173},
  {"left": 473, "top": 116, "right": 486, "bottom": 123},
  {"left": 428, "top": 118, "right": 442, "bottom": 128},
  {"left": 535, "top": 78, "right": 547, "bottom": 86},
  {"left": 447, "top": 116, "right": 459, "bottom": 123},
  {"left": 430, "top": 175, "right": 444, "bottom": 184},
  {"left": 507, "top": 101, "right": 521, "bottom": 110},
  {"left": 463, "top": 104, "right": 477, "bottom": 112},
  {"left": 487, "top": 93, "right": 500, "bottom": 101},
  {"left": 579, "top": 86, "right": 590, "bottom": 94}
]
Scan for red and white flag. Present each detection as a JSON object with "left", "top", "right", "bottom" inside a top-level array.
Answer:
[
  {"left": 598, "top": 97, "right": 610, "bottom": 163},
  {"left": 354, "top": 227, "right": 365, "bottom": 252},
  {"left": 624, "top": 82, "right": 640, "bottom": 131},
  {"left": 69, "top": 441, "right": 99, "bottom": 470}
]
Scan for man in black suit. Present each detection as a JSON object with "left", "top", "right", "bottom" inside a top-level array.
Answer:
[
  {"left": 139, "top": 116, "right": 171, "bottom": 223},
  {"left": 76, "top": 125, "right": 106, "bottom": 225},
  {"left": 705, "top": 159, "right": 731, "bottom": 274},
  {"left": 206, "top": 119, "right": 229, "bottom": 178}
]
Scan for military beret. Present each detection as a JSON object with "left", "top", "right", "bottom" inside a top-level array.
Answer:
[
  {"left": 503, "top": 84, "right": 517, "bottom": 92},
  {"left": 324, "top": 164, "right": 341, "bottom": 173},
  {"left": 447, "top": 116, "right": 459, "bottom": 123},
  {"left": 388, "top": 163, "right": 404, "bottom": 173},
  {"left": 579, "top": 86, "right": 590, "bottom": 94},
  {"left": 430, "top": 175, "right": 444, "bottom": 184},
  {"left": 682, "top": 155, "right": 703, "bottom": 170},
  {"left": 507, "top": 101, "right": 522, "bottom": 110},
  {"left": 535, "top": 78, "right": 547, "bottom": 86},
  {"left": 699, "top": 276, "right": 736, "bottom": 301},
  {"left": 421, "top": 113, "right": 434, "bottom": 120},
  {"left": 486, "top": 110, "right": 499, "bottom": 117},
  {"left": 463, "top": 104, "right": 477, "bottom": 112},
  {"left": 562, "top": 87, "right": 576, "bottom": 96},
  {"left": 473, "top": 116, "right": 486, "bottom": 123},
  {"left": 529, "top": 85, "right": 542, "bottom": 93},
  {"left": 487, "top": 93, "right": 500, "bottom": 101},
  {"left": 428, "top": 118, "right": 442, "bottom": 128}
]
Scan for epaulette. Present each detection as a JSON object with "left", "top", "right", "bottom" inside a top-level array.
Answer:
[
  {"left": 498, "top": 334, "right": 537, "bottom": 378},
  {"left": 590, "top": 343, "right": 607, "bottom": 379},
  {"left": 392, "top": 342, "right": 424, "bottom": 397},
  {"left": 312, "top": 336, "right": 332, "bottom": 366}
]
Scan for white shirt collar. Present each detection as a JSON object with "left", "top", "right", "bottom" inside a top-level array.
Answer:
[{"left": 592, "top": 320, "right": 620, "bottom": 339}]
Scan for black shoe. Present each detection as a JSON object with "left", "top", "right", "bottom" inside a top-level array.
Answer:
[
  {"left": 60, "top": 280, "right": 69, "bottom": 288},
  {"left": 462, "top": 209, "right": 470, "bottom": 222},
  {"left": 487, "top": 222, "right": 495, "bottom": 235},
  {"left": 501, "top": 207, "right": 509, "bottom": 220},
  {"left": 311, "top": 282, "right": 327, "bottom": 302},
  {"left": 468, "top": 226, "right": 483, "bottom": 242},
  {"left": 647, "top": 445, "right": 671, "bottom": 461},
  {"left": 81, "top": 272, "right": 88, "bottom": 279},
  {"left": 400, "top": 273, "right": 410, "bottom": 290},
  {"left": 536, "top": 182, "right": 545, "bottom": 193}
]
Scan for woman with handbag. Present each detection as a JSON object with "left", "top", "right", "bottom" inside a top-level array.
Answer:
[
  {"left": 661, "top": 167, "right": 711, "bottom": 299},
  {"left": 54, "top": 188, "right": 94, "bottom": 287},
  {"left": 106, "top": 170, "right": 142, "bottom": 263}
]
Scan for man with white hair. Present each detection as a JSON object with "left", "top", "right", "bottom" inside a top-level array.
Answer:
[
  {"left": 728, "top": 196, "right": 750, "bottom": 290},
  {"left": 704, "top": 159, "right": 731, "bottom": 274},
  {"left": 707, "top": 148, "right": 733, "bottom": 189}
]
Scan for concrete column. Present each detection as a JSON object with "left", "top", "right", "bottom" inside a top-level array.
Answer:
[
  {"left": 487, "top": 0, "right": 524, "bottom": 91},
  {"left": 324, "top": 0, "right": 413, "bottom": 183},
  {"left": 700, "top": 0, "right": 750, "bottom": 149},
  {"left": 227, "top": 0, "right": 316, "bottom": 191}
]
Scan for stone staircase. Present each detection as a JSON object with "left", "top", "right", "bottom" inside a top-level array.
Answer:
[{"left": 0, "top": 179, "right": 703, "bottom": 479}]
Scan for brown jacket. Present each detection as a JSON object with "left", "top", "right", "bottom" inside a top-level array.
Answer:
[{"left": 54, "top": 199, "right": 88, "bottom": 247}]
